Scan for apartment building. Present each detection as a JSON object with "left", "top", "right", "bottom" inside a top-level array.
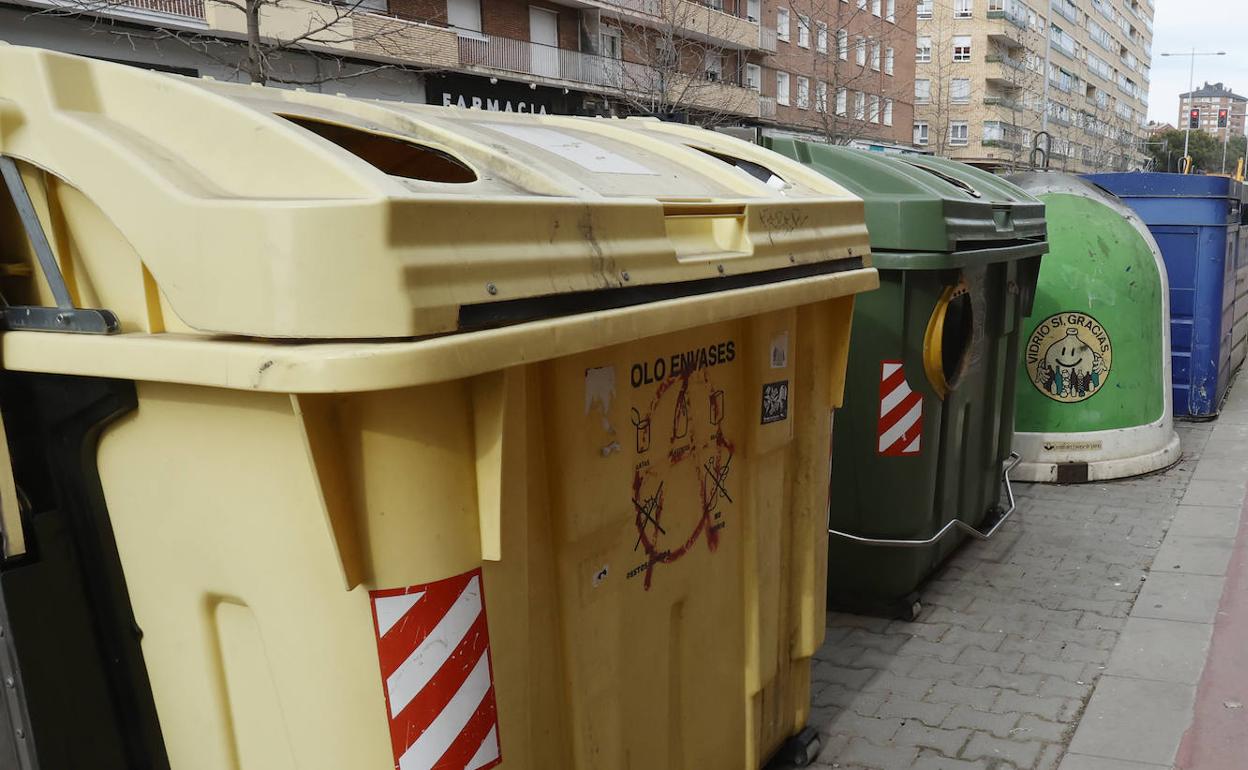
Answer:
[
  {"left": 1179, "top": 82, "right": 1247, "bottom": 138},
  {"left": 755, "top": 0, "right": 917, "bottom": 147},
  {"left": 2, "top": 0, "right": 915, "bottom": 146},
  {"left": 912, "top": 0, "right": 1153, "bottom": 172}
]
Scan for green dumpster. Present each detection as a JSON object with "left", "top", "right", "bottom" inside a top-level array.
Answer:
[
  {"left": 763, "top": 141, "right": 1047, "bottom": 618},
  {"left": 1006, "top": 173, "right": 1180, "bottom": 482}
]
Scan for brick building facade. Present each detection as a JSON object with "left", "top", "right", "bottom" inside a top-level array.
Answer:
[{"left": 1179, "top": 82, "right": 1248, "bottom": 139}]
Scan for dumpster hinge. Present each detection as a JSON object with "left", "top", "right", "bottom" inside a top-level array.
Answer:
[
  {"left": 0, "top": 157, "right": 119, "bottom": 335},
  {"left": 827, "top": 452, "right": 1022, "bottom": 548}
]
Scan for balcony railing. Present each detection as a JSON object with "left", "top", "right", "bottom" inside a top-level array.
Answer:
[
  {"left": 35, "top": 0, "right": 205, "bottom": 20},
  {"left": 986, "top": 4, "right": 1028, "bottom": 28},
  {"left": 984, "top": 95, "right": 1026, "bottom": 111},
  {"left": 460, "top": 34, "right": 643, "bottom": 89},
  {"left": 759, "top": 95, "right": 777, "bottom": 118},
  {"left": 597, "top": 0, "right": 663, "bottom": 17},
  {"left": 985, "top": 53, "right": 1027, "bottom": 71},
  {"left": 1048, "top": 31, "right": 1076, "bottom": 58},
  {"left": 1050, "top": 0, "right": 1078, "bottom": 23}
]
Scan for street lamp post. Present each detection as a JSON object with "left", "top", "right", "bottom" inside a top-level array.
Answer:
[{"left": 1160, "top": 49, "right": 1227, "bottom": 169}]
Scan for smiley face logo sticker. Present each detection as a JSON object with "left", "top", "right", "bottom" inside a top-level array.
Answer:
[{"left": 1025, "top": 312, "right": 1112, "bottom": 403}]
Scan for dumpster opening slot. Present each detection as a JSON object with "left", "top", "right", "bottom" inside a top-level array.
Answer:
[
  {"left": 688, "top": 148, "right": 788, "bottom": 190},
  {"left": 281, "top": 116, "right": 477, "bottom": 183},
  {"left": 923, "top": 283, "right": 973, "bottom": 397},
  {"left": 902, "top": 162, "right": 982, "bottom": 199}
]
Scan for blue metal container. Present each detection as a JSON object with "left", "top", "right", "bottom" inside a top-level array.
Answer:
[{"left": 1084, "top": 173, "right": 1243, "bottom": 417}]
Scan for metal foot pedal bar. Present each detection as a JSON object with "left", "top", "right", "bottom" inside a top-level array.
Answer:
[
  {"left": 0, "top": 157, "right": 118, "bottom": 335},
  {"left": 828, "top": 452, "right": 1022, "bottom": 548}
]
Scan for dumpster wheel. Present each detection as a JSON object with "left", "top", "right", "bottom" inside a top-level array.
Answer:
[{"left": 774, "top": 726, "right": 821, "bottom": 767}]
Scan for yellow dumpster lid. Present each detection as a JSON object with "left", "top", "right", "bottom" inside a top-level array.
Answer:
[{"left": 0, "top": 45, "right": 871, "bottom": 339}]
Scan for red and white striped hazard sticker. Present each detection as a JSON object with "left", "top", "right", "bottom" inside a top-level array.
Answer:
[
  {"left": 370, "top": 568, "right": 501, "bottom": 770},
  {"left": 878, "top": 360, "right": 923, "bottom": 456}
]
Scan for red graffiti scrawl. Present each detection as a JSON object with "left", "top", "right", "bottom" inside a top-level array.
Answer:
[{"left": 630, "top": 363, "right": 735, "bottom": 590}]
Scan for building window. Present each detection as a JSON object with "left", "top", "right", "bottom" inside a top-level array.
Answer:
[
  {"left": 872, "top": 0, "right": 881, "bottom": 15},
  {"left": 869, "top": 94, "right": 880, "bottom": 123},
  {"left": 954, "top": 0, "right": 972, "bottom": 17},
  {"left": 951, "top": 77, "right": 971, "bottom": 103},
  {"left": 797, "top": 76, "right": 810, "bottom": 109},
  {"left": 817, "top": 81, "right": 828, "bottom": 112},
  {"left": 797, "top": 14, "right": 810, "bottom": 47},
  {"left": 855, "top": 91, "right": 866, "bottom": 120},
  {"left": 836, "top": 87, "right": 848, "bottom": 116},
  {"left": 745, "top": 63, "right": 761, "bottom": 90},
  {"left": 914, "top": 121, "right": 929, "bottom": 145},
  {"left": 816, "top": 21, "right": 828, "bottom": 53},
  {"left": 885, "top": 47, "right": 895, "bottom": 75},
  {"left": 950, "top": 120, "right": 970, "bottom": 145},
  {"left": 915, "top": 78, "right": 931, "bottom": 103},
  {"left": 857, "top": 0, "right": 866, "bottom": 9},
  {"left": 916, "top": 36, "right": 932, "bottom": 62},
  {"left": 447, "top": 0, "right": 483, "bottom": 32},
  {"left": 704, "top": 52, "right": 722, "bottom": 81},
  {"left": 838, "top": 29, "right": 849, "bottom": 60},
  {"left": 777, "top": 8, "right": 790, "bottom": 42},
  {"left": 856, "top": 35, "right": 867, "bottom": 65},
  {"left": 917, "top": 0, "right": 932, "bottom": 18},
  {"left": 884, "top": 98, "right": 894, "bottom": 125},
  {"left": 886, "top": 0, "right": 895, "bottom": 21},
  {"left": 776, "top": 71, "right": 790, "bottom": 105},
  {"left": 871, "top": 42, "right": 881, "bottom": 70},
  {"left": 952, "top": 35, "right": 971, "bottom": 61}
]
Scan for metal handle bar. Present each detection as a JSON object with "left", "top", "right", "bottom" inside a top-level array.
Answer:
[{"left": 828, "top": 452, "right": 1022, "bottom": 548}]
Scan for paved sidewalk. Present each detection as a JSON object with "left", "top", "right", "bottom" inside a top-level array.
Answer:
[{"left": 800, "top": 381, "right": 1248, "bottom": 769}]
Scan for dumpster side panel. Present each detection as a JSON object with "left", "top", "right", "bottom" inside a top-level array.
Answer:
[
  {"left": 87, "top": 306, "right": 843, "bottom": 770},
  {"left": 96, "top": 383, "right": 395, "bottom": 770}
]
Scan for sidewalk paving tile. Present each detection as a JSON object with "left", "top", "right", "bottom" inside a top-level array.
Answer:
[
  {"left": 1151, "top": 535, "right": 1236, "bottom": 576},
  {"left": 1132, "top": 573, "right": 1226, "bottom": 624},
  {"left": 1104, "top": 617, "right": 1215, "bottom": 685},
  {"left": 1168, "top": 505, "right": 1244, "bottom": 539},
  {"left": 1067, "top": 675, "right": 1196, "bottom": 765},
  {"left": 1180, "top": 479, "right": 1248, "bottom": 508},
  {"left": 1057, "top": 754, "right": 1171, "bottom": 770}
]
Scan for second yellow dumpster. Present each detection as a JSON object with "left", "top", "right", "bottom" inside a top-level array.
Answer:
[{"left": 0, "top": 47, "right": 877, "bottom": 770}]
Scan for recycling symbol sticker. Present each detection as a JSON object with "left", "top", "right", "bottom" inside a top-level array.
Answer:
[{"left": 1025, "top": 312, "right": 1112, "bottom": 403}]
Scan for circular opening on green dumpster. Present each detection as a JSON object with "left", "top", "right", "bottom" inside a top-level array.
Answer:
[{"left": 924, "top": 285, "right": 974, "bottom": 397}]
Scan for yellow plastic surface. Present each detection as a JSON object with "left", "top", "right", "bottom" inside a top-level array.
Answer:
[
  {"left": 0, "top": 46, "right": 881, "bottom": 769},
  {"left": 94, "top": 303, "right": 860, "bottom": 770},
  {"left": 0, "top": 45, "right": 869, "bottom": 339}
]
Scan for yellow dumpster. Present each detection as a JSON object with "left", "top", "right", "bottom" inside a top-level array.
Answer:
[{"left": 0, "top": 46, "right": 876, "bottom": 770}]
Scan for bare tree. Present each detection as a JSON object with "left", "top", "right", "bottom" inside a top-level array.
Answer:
[
  {"left": 796, "top": 0, "right": 918, "bottom": 145},
  {"left": 31, "top": 0, "right": 431, "bottom": 85},
  {"left": 607, "top": 2, "right": 756, "bottom": 124}
]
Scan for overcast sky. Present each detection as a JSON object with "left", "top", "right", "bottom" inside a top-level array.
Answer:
[{"left": 1146, "top": 0, "right": 1248, "bottom": 124}]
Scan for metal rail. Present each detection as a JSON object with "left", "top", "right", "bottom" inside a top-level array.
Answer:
[
  {"left": 0, "top": 157, "right": 118, "bottom": 335},
  {"left": 828, "top": 452, "right": 1022, "bottom": 548}
]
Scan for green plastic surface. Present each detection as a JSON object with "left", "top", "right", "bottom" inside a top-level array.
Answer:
[
  {"left": 760, "top": 140, "right": 1047, "bottom": 614},
  {"left": 1013, "top": 192, "right": 1165, "bottom": 432},
  {"left": 762, "top": 139, "right": 1047, "bottom": 256}
]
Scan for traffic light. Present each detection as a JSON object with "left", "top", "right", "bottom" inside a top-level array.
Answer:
[
  {"left": 1219, "top": 108, "right": 1229, "bottom": 128},
  {"left": 1190, "top": 108, "right": 1201, "bottom": 129}
]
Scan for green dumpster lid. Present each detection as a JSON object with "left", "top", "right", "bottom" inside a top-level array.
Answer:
[{"left": 762, "top": 139, "right": 1047, "bottom": 261}]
